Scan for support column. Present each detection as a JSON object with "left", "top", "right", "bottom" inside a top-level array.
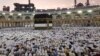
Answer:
[
  {"left": 22, "top": 16, "right": 25, "bottom": 20},
  {"left": 3, "top": 22, "right": 5, "bottom": 28},
  {"left": 13, "top": 22, "right": 15, "bottom": 27},
  {"left": 23, "top": 22, "right": 25, "bottom": 27},
  {"left": 9, "top": 22, "right": 11, "bottom": 27},
  {"left": 12, "top": 22, "right": 13, "bottom": 27},
  {"left": 1, "top": 22, "right": 2, "bottom": 28},
  {"left": 4, "top": 22, "right": 6, "bottom": 28},
  {"left": 0, "top": 22, "right": 1, "bottom": 28},
  {"left": 20, "top": 22, "right": 22, "bottom": 27},
  {"left": 62, "top": 14, "right": 66, "bottom": 19},
  {"left": 1, "top": 22, "right": 3, "bottom": 28},
  {"left": 22, "top": 22, "right": 24, "bottom": 27},
  {"left": 31, "top": 16, "right": 35, "bottom": 29},
  {"left": 5, "top": 22, "right": 6, "bottom": 27},
  {"left": 47, "top": 20, "right": 49, "bottom": 29},
  {"left": 52, "top": 15, "right": 57, "bottom": 19},
  {"left": 11, "top": 22, "right": 13, "bottom": 27}
]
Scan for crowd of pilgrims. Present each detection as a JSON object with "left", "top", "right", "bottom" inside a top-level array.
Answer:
[{"left": 0, "top": 27, "right": 100, "bottom": 56}]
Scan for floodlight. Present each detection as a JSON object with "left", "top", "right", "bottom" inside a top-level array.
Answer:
[
  {"left": 87, "top": 9, "right": 93, "bottom": 13},
  {"left": 67, "top": 11, "right": 71, "bottom": 14},
  {"left": 2, "top": 13, "right": 6, "bottom": 15},
  {"left": 77, "top": 10, "right": 83, "bottom": 14},
  {"left": 18, "top": 13, "right": 22, "bottom": 16}
]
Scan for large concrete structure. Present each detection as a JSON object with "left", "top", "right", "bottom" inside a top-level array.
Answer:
[
  {"left": 0, "top": 5, "right": 100, "bottom": 29},
  {"left": 52, "top": 5, "right": 100, "bottom": 27}
]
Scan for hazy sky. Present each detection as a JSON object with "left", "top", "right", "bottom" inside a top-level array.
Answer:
[{"left": 0, "top": 0, "right": 100, "bottom": 10}]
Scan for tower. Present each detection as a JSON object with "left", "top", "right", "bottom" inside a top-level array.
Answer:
[
  {"left": 86, "top": 0, "right": 90, "bottom": 6},
  {"left": 74, "top": 0, "right": 77, "bottom": 7},
  {"left": 28, "top": 0, "right": 31, "bottom": 4}
]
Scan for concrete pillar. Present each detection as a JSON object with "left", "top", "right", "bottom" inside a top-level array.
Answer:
[
  {"left": 4, "top": 15, "right": 8, "bottom": 20},
  {"left": 1, "top": 22, "right": 3, "bottom": 27},
  {"left": 13, "top": 16, "right": 16, "bottom": 20},
  {"left": 22, "top": 16, "right": 25, "bottom": 20},
  {"left": 13, "top": 22, "right": 15, "bottom": 27},
  {"left": 8, "top": 22, "right": 10, "bottom": 27},
  {"left": 1, "top": 22, "right": 2, "bottom": 28},
  {"left": 2, "top": 22, "right": 4, "bottom": 28},
  {"left": 30, "top": 16, "right": 35, "bottom": 29},
  {"left": 3, "top": 22, "right": 5, "bottom": 28},
  {"left": 24, "top": 22, "right": 26, "bottom": 27},
  {"left": 7, "top": 22, "right": 8, "bottom": 27},
  {"left": 47, "top": 20, "right": 49, "bottom": 29},
  {"left": 12, "top": 22, "right": 16, "bottom": 27},
  {"left": 23, "top": 22, "right": 25, "bottom": 27},
  {"left": 52, "top": 15, "right": 57, "bottom": 19},
  {"left": 70, "top": 14, "right": 73, "bottom": 19},
  {"left": 17, "top": 22, "right": 19, "bottom": 27},
  {"left": 8, "top": 22, "right": 9, "bottom": 27},
  {"left": 6, "top": 22, "right": 8, "bottom": 27},
  {"left": 22, "top": 22, "right": 24, "bottom": 27},
  {"left": 52, "top": 19, "right": 55, "bottom": 27},
  {"left": 21, "top": 22, "right": 22, "bottom": 27},
  {"left": 4, "top": 22, "right": 6, "bottom": 27},
  {"left": 10, "top": 22, "right": 12, "bottom": 27},
  {"left": 18, "top": 22, "right": 20, "bottom": 27},
  {"left": 62, "top": 14, "right": 66, "bottom": 19},
  {"left": 0, "top": 22, "right": 1, "bottom": 28},
  {"left": 25, "top": 22, "right": 28, "bottom": 27},
  {"left": 4, "top": 23, "right": 6, "bottom": 27},
  {"left": 20, "top": 22, "right": 22, "bottom": 27},
  {"left": 11, "top": 22, "right": 13, "bottom": 27},
  {"left": 5, "top": 22, "right": 7, "bottom": 27}
]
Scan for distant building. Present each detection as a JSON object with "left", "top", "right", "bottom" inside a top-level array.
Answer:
[
  {"left": 14, "top": 3, "right": 35, "bottom": 12},
  {"left": 14, "top": 0, "right": 35, "bottom": 12},
  {"left": 0, "top": 0, "right": 100, "bottom": 29},
  {"left": 3, "top": 6, "right": 10, "bottom": 11}
]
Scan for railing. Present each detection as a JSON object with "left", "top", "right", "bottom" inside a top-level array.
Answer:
[{"left": 52, "top": 18, "right": 100, "bottom": 27}]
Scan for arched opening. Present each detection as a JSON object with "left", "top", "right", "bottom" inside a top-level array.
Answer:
[
  {"left": 25, "top": 16, "right": 31, "bottom": 20},
  {"left": 8, "top": 16, "right": 14, "bottom": 20},
  {"left": 0, "top": 15, "right": 6, "bottom": 20},
  {"left": 56, "top": 15, "right": 62, "bottom": 19},
  {"left": 65, "top": 15, "right": 71, "bottom": 19},
  {"left": 16, "top": 16, "right": 22, "bottom": 20}
]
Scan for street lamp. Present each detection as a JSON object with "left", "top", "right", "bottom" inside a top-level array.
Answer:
[
  {"left": 18, "top": 13, "right": 22, "bottom": 16},
  {"left": 2, "top": 13, "right": 6, "bottom": 15},
  {"left": 67, "top": 11, "right": 71, "bottom": 14},
  {"left": 77, "top": 10, "right": 83, "bottom": 14},
  {"left": 87, "top": 9, "right": 93, "bottom": 13},
  {"left": 22, "top": 6, "right": 25, "bottom": 9},
  {"left": 32, "top": 14, "right": 35, "bottom": 16}
]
